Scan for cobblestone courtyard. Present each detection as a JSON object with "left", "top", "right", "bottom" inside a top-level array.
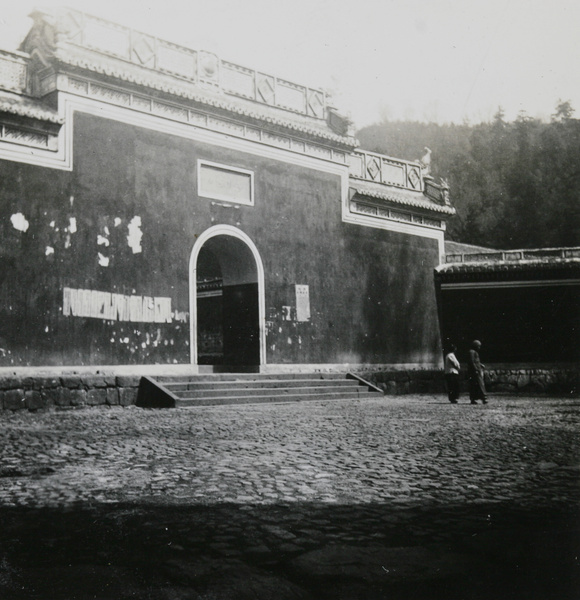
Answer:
[{"left": 0, "top": 394, "right": 579, "bottom": 599}]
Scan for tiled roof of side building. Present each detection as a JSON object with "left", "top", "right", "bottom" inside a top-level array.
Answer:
[{"left": 444, "top": 240, "right": 498, "bottom": 255}]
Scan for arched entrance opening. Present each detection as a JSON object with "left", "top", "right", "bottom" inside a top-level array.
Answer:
[{"left": 190, "top": 226, "right": 265, "bottom": 370}]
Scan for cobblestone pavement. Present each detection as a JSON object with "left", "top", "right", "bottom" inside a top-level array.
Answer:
[{"left": 0, "top": 394, "right": 579, "bottom": 599}]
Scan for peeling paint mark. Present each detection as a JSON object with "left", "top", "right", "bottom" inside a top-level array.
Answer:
[
  {"left": 97, "top": 235, "right": 110, "bottom": 247},
  {"left": 49, "top": 221, "right": 55, "bottom": 228},
  {"left": 64, "top": 235, "right": 71, "bottom": 249},
  {"left": 104, "top": 226, "right": 110, "bottom": 236},
  {"left": 114, "top": 217, "right": 122, "bottom": 227},
  {"left": 172, "top": 310, "right": 189, "bottom": 323},
  {"left": 63, "top": 287, "right": 173, "bottom": 323},
  {"left": 127, "top": 216, "right": 143, "bottom": 254},
  {"left": 10, "top": 213, "right": 29, "bottom": 232},
  {"left": 45, "top": 246, "right": 54, "bottom": 256},
  {"left": 44, "top": 326, "right": 49, "bottom": 333},
  {"left": 67, "top": 218, "right": 77, "bottom": 234},
  {"left": 98, "top": 253, "right": 110, "bottom": 267},
  {"left": 69, "top": 195, "right": 74, "bottom": 207},
  {"left": 287, "top": 337, "right": 292, "bottom": 345}
]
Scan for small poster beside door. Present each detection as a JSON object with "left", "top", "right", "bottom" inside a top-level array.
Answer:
[{"left": 295, "top": 284, "right": 310, "bottom": 322}]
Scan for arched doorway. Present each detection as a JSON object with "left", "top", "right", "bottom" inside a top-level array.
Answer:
[{"left": 189, "top": 226, "right": 265, "bottom": 370}]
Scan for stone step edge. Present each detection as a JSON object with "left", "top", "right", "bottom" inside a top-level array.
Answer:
[
  {"left": 164, "top": 380, "right": 361, "bottom": 391},
  {"left": 173, "top": 384, "right": 370, "bottom": 399},
  {"left": 175, "top": 390, "right": 384, "bottom": 406}
]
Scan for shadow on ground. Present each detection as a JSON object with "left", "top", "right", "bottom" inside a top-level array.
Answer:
[{"left": 0, "top": 501, "right": 578, "bottom": 599}]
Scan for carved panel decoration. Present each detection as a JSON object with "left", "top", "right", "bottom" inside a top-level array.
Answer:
[
  {"left": 0, "top": 51, "right": 27, "bottom": 93},
  {"left": 307, "top": 89, "right": 324, "bottom": 118},
  {"left": 257, "top": 74, "right": 275, "bottom": 104},
  {"left": 61, "top": 11, "right": 84, "bottom": 44},
  {"left": 157, "top": 42, "right": 197, "bottom": 79},
  {"left": 349, "top": 150, "right": 424, "bottom": 192},
  {"left": 131, "top": 33, "right": 156, "bottom": 68},
  {"left": 366, "top": 156, "right": 380, "bottom": 180},
  {"left": 198, "top": 51, "right": 219, "bottom": 87},
  {"left": 276, "top": 80, "right": 306, "bottom": 113},
  {"left": 407, "top": 166, "right": 421, "bottom": 189},
  {"left": 83, "top": 19, "right": 131, "bottom": 60},
  {"left": 222, "top": 62, "right": 255, "bottom": 99},
  {"left": 2, "top": 126, "right": 49, "bottom": 149}
]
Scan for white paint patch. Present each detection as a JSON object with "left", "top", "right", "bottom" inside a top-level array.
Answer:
[
  {"left": 67, "top": 217, "right": 77, "bottom": 233},
  {"left": 97, "top": 235, "right": 110, "bottom": 246},
  {"left": 114, "top": 218, "right": 122, "bottom": 227},
  {"left": 49, "top": 221, "right": 55, "bottom": 228},
  {"left": 127, "top": 216, "right": 143, "bottom": 254},
  {"left": 62, "top": 287, "right": 173, "bottom": 323},
  {"left": 45, "top": 246, "right": 54, "bottom": 256},
  {"left": 98, "top": 253, "right": 110, "bottom": 267},
  {"left": 104, "top": 226, "right": 110, "bottom": 235},
  {"left": 10, "top": 213, "right": 29, "bottom": 232},
  {"left": 64, "top": 235, "right": 71, "bottom": 249}
]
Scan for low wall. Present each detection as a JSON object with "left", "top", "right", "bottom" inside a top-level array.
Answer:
[
  {"left": 0, "top": 366, "right": 577, "bottom": 411},
  {"left": 363, "top": 366, "right": 579, "bottom": 396},
  {"left": 483, "top": 367, "right": 579, "bottom": 395},
  {"left": 0, "top": 375, "right": 141, "bottom": 411}
]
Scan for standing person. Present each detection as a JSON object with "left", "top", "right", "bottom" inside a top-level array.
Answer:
[
  {"left": 444, "top": 344, "right": 460, "bottom": 404},
  {"left": 468, "top": 340, "right": 487, "bottom": 404}
]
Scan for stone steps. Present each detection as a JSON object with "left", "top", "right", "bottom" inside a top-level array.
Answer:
[{"left": 136, "top": 373, "right": 383, "bottom": 408}]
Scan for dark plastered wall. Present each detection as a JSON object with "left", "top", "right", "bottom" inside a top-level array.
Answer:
[
  {"left": 0, "top": 111, "right": 441, "bottom": 366},
  {"left": 438, "top": 285, "right": 580, "bottom": 364}
]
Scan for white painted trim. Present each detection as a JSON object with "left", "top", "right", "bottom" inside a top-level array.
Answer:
[
  {"left": 441, "top": 279, "right": 580, "bottom": 290},
  {"left": 189, "top": 225, "right": 266, "bottom": 367},
  {"left": 197, "top": 159, "right": 254, "bottom": 206},
  {"left": 1, "top": 91, "right": 350, "bottom": 175},
  {"left": 342, "top": 204, "right": 446, "bottom": 258},
  {"left": 260, "top": 362, "right": 442, "bottom": 373}
]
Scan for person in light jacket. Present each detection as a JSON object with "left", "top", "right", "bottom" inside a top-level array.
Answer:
[{"left": 444, "top": 344, "right": 461, "bottom": 404}]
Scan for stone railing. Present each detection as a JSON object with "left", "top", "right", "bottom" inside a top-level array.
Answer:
[
  {"left": 35, "top": 8, "right": 327, "bottom": 120},
  {"left": 348, "top": 150, "right": 424, "bottom": 192},
  {"left": 445, "top": 247, "right": 580, "bottom": 264}
]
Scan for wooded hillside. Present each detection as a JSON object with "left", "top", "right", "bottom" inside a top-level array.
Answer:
[{"left": 356, "top": 103, "right": 580, "bottom": 249}]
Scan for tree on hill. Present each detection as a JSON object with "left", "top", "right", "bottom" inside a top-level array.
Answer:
[{"left": 356, "top": 102, "right": 580, "bottom": 249}]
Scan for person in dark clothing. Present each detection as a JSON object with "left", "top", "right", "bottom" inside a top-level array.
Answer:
[
  {"left": 444, "top": 343, "right": 460, "bottom": 403},
  {"left": 468, "top": 340, "right": 487, "bottom": 404}
]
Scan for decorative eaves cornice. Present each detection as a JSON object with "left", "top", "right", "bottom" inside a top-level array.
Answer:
[
  {"left": 0, "top": 90, "right": 63, "bottom": 124},
  {"left": 437, "top": 258, "right": 580, "bottom": 274},
  {"left": 47, "top": 51, "right": 356, "bottom": 147},
  {"left": 350, "top": 179, "right": 456, "bottom": 217}
]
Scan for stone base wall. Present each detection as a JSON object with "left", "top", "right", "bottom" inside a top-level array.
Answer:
[
  {"left": 0, "top": 367, "right": 578, "bottom": 411},
  {"left": 0, "top": 375, "right": 141, "bottom": 411},
  {"left": 362, "top": 367, "right": 579, "bottom": 396},
  {"left": 483, "top": 368, "right": 579, "bottom": 395}
]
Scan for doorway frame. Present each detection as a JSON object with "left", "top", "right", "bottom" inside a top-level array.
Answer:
[{"left": 189, "top": 225, "right": 266, "bottom": 368}]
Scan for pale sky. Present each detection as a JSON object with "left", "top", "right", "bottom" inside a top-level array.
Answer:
[{"left": 1, "top": 0, "right": 579, "bottom": 128}]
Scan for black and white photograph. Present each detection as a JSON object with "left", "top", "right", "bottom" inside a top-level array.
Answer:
[{"left": 0, "top": 1, "right": 578, "bottom": 598}]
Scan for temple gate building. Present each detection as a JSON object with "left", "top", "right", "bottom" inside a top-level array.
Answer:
[{"left": 0, "top": 8, "right": 453, "bottom": 380}]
